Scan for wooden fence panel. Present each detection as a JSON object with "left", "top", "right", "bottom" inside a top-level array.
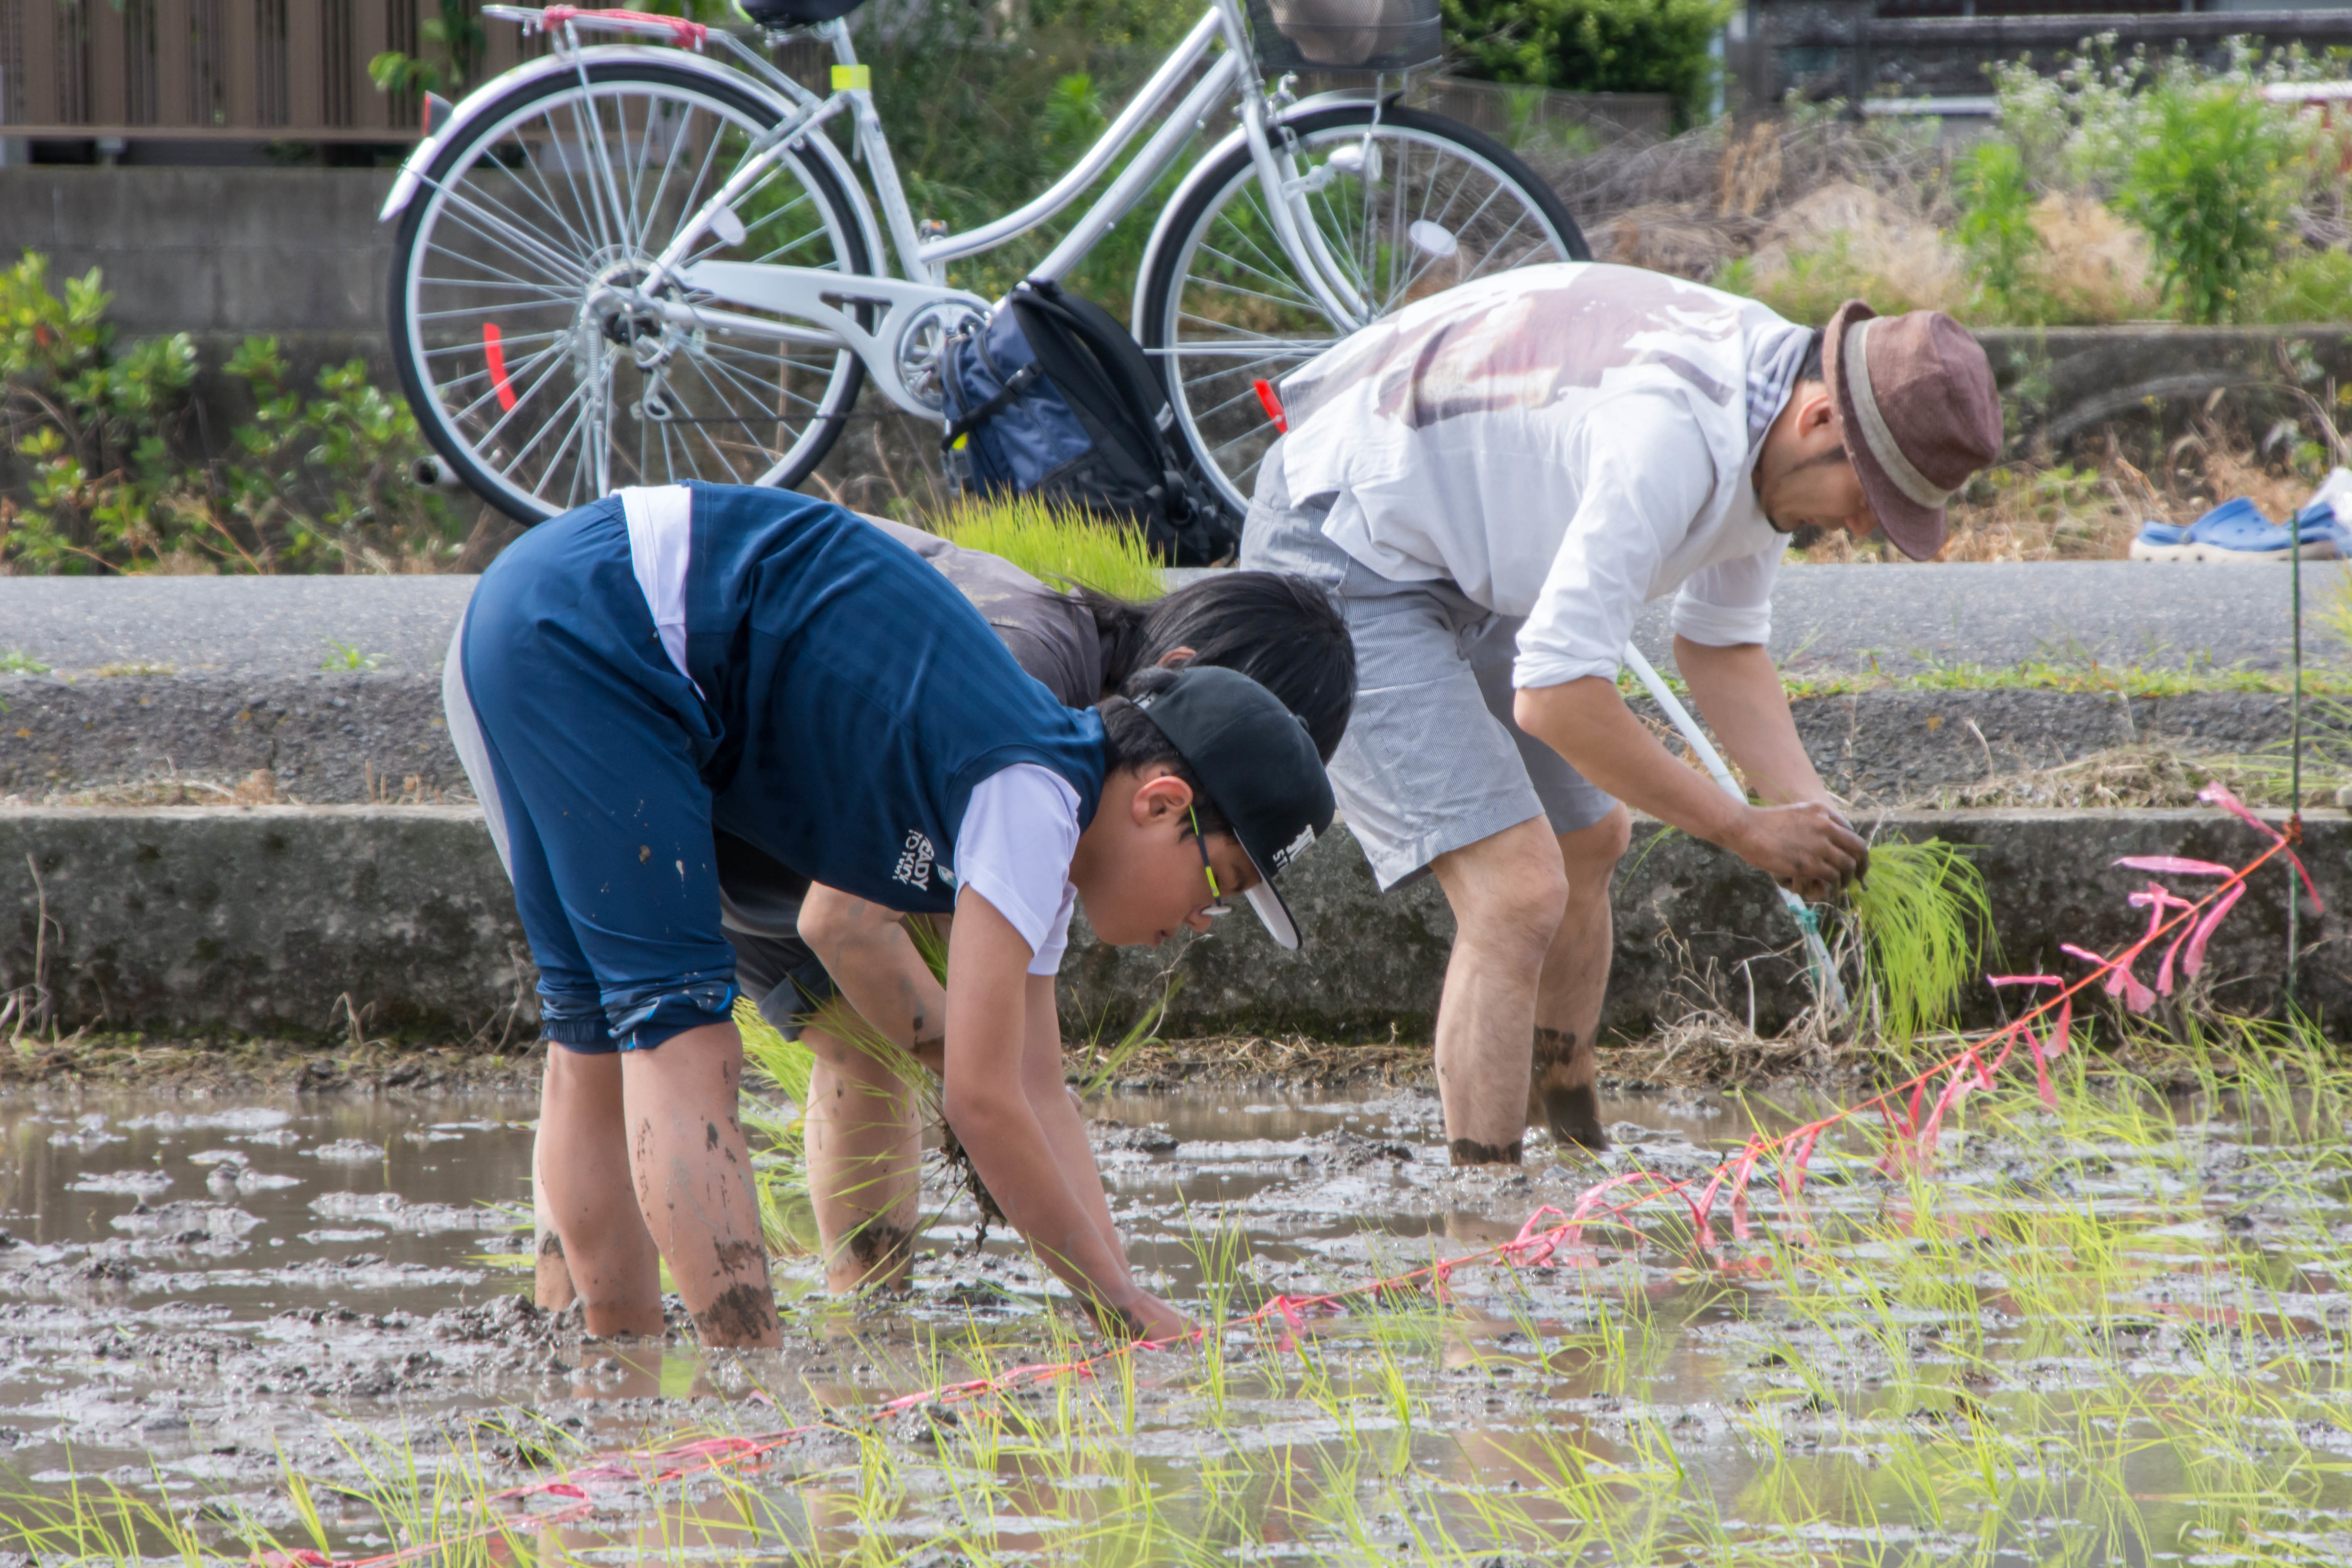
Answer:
[{"left": 0, "top": 0, "right": 450, "bottom": 141}]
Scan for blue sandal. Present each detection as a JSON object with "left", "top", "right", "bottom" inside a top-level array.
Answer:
[{"left": 2130, "top": 497, "right": 2340, "bottom": 561}]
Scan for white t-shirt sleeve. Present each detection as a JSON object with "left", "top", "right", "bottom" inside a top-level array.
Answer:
[
  {"left": 953, "top": 764, "right": 1083, "bottom": 977},
  {"left": 1671, "top": 546, "right": 1782, "bottom": 648},
  {"left": 1512, "top": 396, "right": 1720, "bottom": 690}
]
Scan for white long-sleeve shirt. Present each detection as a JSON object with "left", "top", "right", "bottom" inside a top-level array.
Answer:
[{"left": 1274, "top": 263, "right": 1808, "bottom": 689}]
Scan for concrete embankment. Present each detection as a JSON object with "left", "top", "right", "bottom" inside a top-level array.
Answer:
[
  {"left": 3, "top": 805, "right": 2340, "bottom": 1046},
  {"left": 3, "top": 566, "right": 2339, "bottom": 808}
]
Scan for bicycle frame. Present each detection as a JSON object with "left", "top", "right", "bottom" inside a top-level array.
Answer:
[{"left": 446, "top": 2, "right": 1376, "bottom": 417}]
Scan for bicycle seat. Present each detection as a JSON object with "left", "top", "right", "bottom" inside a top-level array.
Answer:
[{"left": 741, "top": 0, "right": 866, "bottom": 25}]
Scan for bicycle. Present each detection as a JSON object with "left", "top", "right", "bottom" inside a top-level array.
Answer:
[{"left": 382, "top": 0, "right": 1589, "bottom": 525}]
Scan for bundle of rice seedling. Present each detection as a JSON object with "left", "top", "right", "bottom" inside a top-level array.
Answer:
[
  {"left": 928, "top": 495, "right": 1166, "bottom": 601},
  {"left": 736, "top": 997, "right": 823, "bottom": 1257},
  {"left": 1845, "top": 838, "right": 1992, "bottom": 1044}
]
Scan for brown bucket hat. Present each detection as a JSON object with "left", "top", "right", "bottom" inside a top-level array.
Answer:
[{"left": 1822, "top": 299, "right": 2003, "bottom": 561}]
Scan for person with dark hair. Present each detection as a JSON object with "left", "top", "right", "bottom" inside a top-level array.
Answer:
[
  {"left": 445, "top": 484, "right": 1335, "bottom": 1345},
  {"left": 697, "top": 522, "right": 1355, "bottom": 1296},
  {"left": 1245, "top": 262, "right": 2003, "bottom": 1168}
]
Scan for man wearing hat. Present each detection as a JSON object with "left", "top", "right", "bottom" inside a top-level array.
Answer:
[{"left": 1242, "top": 264, "right": 2002, "bottom": 1163}]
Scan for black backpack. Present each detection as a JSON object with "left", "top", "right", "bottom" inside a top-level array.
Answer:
[{"left": 938, "top": 279, "right": 1235, "bottom": 566}]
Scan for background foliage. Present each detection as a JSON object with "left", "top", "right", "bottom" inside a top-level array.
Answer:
[
  {"left": 0, "top": 256, "right": 464, "bottom": 575},
  {"left": 1441, "top": 0, "right": 1732, "bottom": 127}
]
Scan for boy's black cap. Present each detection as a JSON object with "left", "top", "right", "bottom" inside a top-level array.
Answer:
[{"left": 1129, "top": 665, "right": 1335, "bottom": 951}]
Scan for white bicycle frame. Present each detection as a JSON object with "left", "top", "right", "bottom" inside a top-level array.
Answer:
[{"left": 431, "top": 2, "right": 1384, "bottom": 418}]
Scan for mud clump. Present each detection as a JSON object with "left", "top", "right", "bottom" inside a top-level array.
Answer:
[{"left": 1305, "top": 1127, "right": 1417, "bottom": 1170}]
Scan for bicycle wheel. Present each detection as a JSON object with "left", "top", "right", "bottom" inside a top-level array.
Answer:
[
  {"left": 1138, "top": 104, "right": 1588, "bottom": 519},
  {"left": 389, "top": 59, "right": 872, "bottom": 523}
]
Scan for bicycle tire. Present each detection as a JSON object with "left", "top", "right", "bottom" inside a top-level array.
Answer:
[
  {"left": 1137, "top": 103, "right": 1589, "bottom": 521},
  {"left": 389, "top": 59, "right": 872, "bottom": 524}
]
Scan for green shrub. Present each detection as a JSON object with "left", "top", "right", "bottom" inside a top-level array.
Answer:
[
  {"left": 2252, "top": 247, "right": 2352, "bottom": 324},
  {"left": 1441, "top": 0, "right": 1733, "bottom": 128},
  {"left": 1953, "top": 140, "right": 2041, "bottom": 321},
  {"left": 0, "top": 252, "right": 459, "bottom": 573},
  {"left": 2117, "top": 80, "right": 2301, "bottom": 324}
]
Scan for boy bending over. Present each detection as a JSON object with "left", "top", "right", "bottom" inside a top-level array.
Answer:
[
  {"left": 446, "top": 484, "right": 1335, "bottom": 1346},
  {"left": 723, "top": 532, "right": 1355, "bottom": 1292}
]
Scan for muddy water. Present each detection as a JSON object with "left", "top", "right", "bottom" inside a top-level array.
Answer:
[{"left": 3, "top": 1079, "right": 2346, "bottom": 1564}]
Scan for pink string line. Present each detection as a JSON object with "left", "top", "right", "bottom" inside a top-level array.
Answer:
[{"left": 257, "top": 801, "right": 2313, "bottom": 1568}]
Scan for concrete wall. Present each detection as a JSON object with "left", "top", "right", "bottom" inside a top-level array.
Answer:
[
  {"left": 3, "top": 805, "right": 2342, "bottom": 1046},
  {"left": 0, "top": 167, "right": 398, "bottom": 336}
]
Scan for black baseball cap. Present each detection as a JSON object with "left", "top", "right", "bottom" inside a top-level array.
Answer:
[{"left": 1129, "top": 665, "right": 1336, "bottom": 951}]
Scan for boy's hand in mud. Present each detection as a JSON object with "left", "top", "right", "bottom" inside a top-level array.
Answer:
[
  {"left": 1730, "top": 801, "right": 1868, "bottom": 901},
  {"left": 1112, "top": 1291, "right": 1193, "bottom": 1345}
]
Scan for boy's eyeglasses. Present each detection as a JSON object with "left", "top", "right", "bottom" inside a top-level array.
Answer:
[{"left": 1188, "top": 806, "right": 1230, "bottom": 917}]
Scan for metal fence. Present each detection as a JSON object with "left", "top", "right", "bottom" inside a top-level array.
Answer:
[{"left": 0, "top": 0, "right": 548, "bottom": 144}]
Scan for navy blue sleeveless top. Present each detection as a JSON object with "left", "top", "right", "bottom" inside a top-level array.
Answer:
[{"left": 681, "top": 484, "right": 1106, "bottom": 914}]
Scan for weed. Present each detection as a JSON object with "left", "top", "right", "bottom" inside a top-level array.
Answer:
[
  {"left": 318, "top": 640, "right": 379, "bottom": 672},
  {"left": 0, "top": 649, "right": 49, "bottom": 674},
  {"left": 89, "top": 660, "right": 173, "bottom": 678}
]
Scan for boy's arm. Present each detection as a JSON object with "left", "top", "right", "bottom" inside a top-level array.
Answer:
[
  {"left": 945, "top": 889, "right": 1182, "bottom": 1335},
  {"left": 799, "top": 884, "right": 947, "bottom": 1069},
  {"left": 1021, "top": 972, "right": 1127, "bottom": 1269}
]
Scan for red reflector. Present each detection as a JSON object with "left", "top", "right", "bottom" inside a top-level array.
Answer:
[
  {"left": 483, "top": 323, "right": 517, "bottom": 413},
  {"left": 1251, "top": 377, "right": 1287, "bottom": 432}
]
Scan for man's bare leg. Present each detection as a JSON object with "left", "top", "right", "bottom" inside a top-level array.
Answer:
[
  {"left": 620, "top": 1022, "right": 781, "bottom": 1348},
  {"left": 1428, "top": 816, "right": 1570, "bottom": 1165},
  {"left": 802, "top": 1002, "right": 923, "bottom": 1293},
  {"left": 1527, "top": 806, "right": 1631, "bottom": 1151},
  {"left": 537, "top": 1048, "right": 664, "bottom": 1336}
]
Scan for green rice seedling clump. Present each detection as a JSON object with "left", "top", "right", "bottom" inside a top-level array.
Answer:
[
  {"left": 1846, "top": 836, "right": 1989, "bottom": 1042},
  {"left": 928, "top": 495, "right": 1166, "bottom": 602}
]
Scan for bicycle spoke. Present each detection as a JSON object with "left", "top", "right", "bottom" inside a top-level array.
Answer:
[
  {"left": 1151, "top": 114, "right": 1578, "bottom": 519},
  {"left": 1454, "top": 207, "right": 1544, "bottom": 288},
  {"left": 432, "top": 184, "right": 595, "bottom": 289}
]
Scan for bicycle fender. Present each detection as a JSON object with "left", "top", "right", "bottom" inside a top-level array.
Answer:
[
  {"left": 377, "top": 42, "right": 879, "bottom": 272},
  {"left": 383, "top": 45, "right": 672, "bottom": 221},
  {"left": 1127, "top": 91, "right": 1386, "bottom": 340}
]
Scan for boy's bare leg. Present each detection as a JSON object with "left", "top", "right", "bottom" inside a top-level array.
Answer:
[
  {"left": 802, "top": 1003, "right": 923, "bottom": 1293},
  {"left": 1527, "top": 806, "right": 1631, "bottom": 1152},
  {"left": 537, "top": 1048, "right": 664, "bottom": 1336},
  {"left": 1428, "top": 816, "right": 1570, "bottom": 1165},
  {"left": 620, "top": 1022, "right": 781, "bottom": 1349},
  {"left": 532, "top": 1188, "right": 578, "bottom": 1311}
]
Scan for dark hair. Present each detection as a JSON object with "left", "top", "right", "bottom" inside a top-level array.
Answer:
[
  {"left": 1797, "top": 327, "right": 1827, "bottom": 387},
  {"left": 1096, "top": 665, "right": 1231, "bottom": 841},
  {"left": 1075, "top": 572, "right": 1355, "bottom": 762}
]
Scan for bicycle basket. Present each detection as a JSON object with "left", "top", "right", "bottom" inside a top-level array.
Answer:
[{"left": 1247, "top": 0, "right": 1443, "bottom": 73}]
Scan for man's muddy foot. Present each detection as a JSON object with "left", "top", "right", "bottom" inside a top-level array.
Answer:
[{"left": 1537, "top": 1081, "right": 1608, "bottom": 1151}]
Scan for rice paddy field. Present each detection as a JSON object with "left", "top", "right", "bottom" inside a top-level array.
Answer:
[{"left": 3, "top": 1012, "right": 2351, "bottom": 1567}]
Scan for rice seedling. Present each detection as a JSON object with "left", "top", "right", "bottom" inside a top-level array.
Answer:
[
  {"left": 927, "top": 493, "right": 1167, "bottom": 601},
  {"left": 1840, "top": 836, "right": 1992, "bottom": 1043}
]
